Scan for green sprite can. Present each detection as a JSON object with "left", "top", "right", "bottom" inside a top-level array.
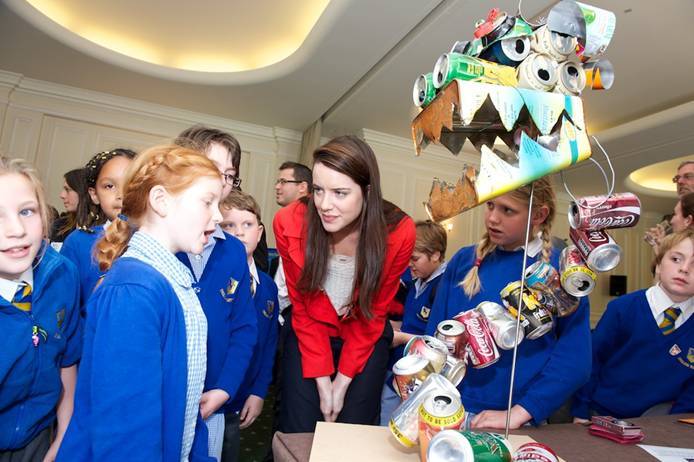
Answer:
[
  {"left": 427, "top": 430, "right": 513, "bottom": 462},
  {"left": 413, "top": 73, "right": 436, "bottom": 107},
  {"left": 432, "top": 52, "right": 517, "bottom": 89}
]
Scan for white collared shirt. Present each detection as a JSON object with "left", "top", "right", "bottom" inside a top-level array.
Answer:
[
  {"left": 508, "top": 233, "right": 543, "bottom": 258},
  {"left": 646, "top": 283, "right": 694, "bottom": 329},
  {"left": 414, "top": 261, "right": 448, "bottom": 298},
  {"left": 0, "top": 268, "right": 34, "bottom": 303}
]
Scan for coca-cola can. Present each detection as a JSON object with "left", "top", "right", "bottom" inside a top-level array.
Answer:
[
  {"left": 435, "top": 320, "right": 468, "bottom": 359},
  {"left": 569, "top": 192, "right": 641, "bottom": 231},
  {"left": 440, "top": 355, "right": 467, "bottom": 386},
  {"left": 514, "top": 442, "right": 559, "bottom": 462},
  {"left": 475, "top": 301, "right": 524, "bottom": 350},
  {"left": 453, "top": 310, "right": 499, "bottom": 368},
  {"left": 525, "top": 261, "right": 580, "bottom": 317},
  {"left": 392, "top": 354, "right": 435, "bottom": 401},
  {"left": 569, "top": 227, "right": 622, "bottom": 272},
  {"left": 404, "top": 335, "right": 449, "bottom": 373},
  {"left": 500, "top": 281, "right": 553, "bottom": 340},
  {"left": 560, "top": 245, "right": 597, "bottom": 297}
]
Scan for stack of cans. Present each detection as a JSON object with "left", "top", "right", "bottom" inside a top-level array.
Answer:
[
  {"left": 524, "top": 261, "right": 579, "bottom": 317},
  {"left": 566, "top": 193, "right": 641, "bottom": 282},
  {"left": 418, "top": 393, "right": 465, "bottom": 461}
]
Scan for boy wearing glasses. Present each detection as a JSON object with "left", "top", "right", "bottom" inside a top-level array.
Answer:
[{"left": 175, "top": 126, "right": 257, "bottom": 461}]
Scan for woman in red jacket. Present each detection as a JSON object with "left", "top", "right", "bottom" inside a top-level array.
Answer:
[{"left": 274, "top": 135, "right": 415, "bottom": 432}]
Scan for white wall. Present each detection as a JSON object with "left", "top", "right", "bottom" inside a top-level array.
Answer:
[
  {"left": 0, "top": 70, "right": 302, "bottom": 246},
  {"left": 0, "top": 69, "right": 659, "bottom": 325}
]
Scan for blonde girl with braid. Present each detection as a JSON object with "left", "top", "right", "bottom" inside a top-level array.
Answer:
[
  {"left": 57, "top": 145, "right": 224, "bottom": 462},
  {"left": 425, "top": 178, "right": 591, "bottom": 430}
]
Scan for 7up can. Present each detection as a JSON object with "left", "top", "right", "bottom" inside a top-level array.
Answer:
[
  {"left": 427, "top": 430, "right": 513, "bottom": 462},
  {"left": 432, "top": 53, "right": 518, "bottom": 89}
]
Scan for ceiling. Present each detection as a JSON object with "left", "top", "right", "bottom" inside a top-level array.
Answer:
[{"left": 1, "top": 0, "right": 693, "bottom": 215}]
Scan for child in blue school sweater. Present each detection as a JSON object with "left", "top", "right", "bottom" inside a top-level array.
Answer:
[
  {"left": 380, "top": 220, "right": 448, "bottom": 424},
  {"left": 174, "top": 126, "right": 257, "bottom": 462},
  {"left": 0, "top": 157, "right": 81, "bottom": 461},
  {"left": 572, "top": 229, "right": 694, "bottom": 420},
  {"left": 217, "top": 190, "right": 279, "bottom": 462},
  {"left": 60, "top": 148, "right": 136, "bottom": 312},
  {"left": 425, "top": 178, "right": 591, "bottom": 430},
  {"left": 57, "top": 145, "right": 224, "bottom": 462}
]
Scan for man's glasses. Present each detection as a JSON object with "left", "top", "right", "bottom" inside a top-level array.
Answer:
[
  {"left": 275, "top": 178, "right": 303, "bottom": 186},
  {"left": 222, "top": 174, "right": 242, "bottom": 189},
  {"left": 672, "top": 173, "right": 694, "bottom": 183}
]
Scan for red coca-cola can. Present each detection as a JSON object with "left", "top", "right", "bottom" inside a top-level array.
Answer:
[
  {"left": 514, "top": 442, "right": 559, "bottom": 462},
  {"left": 453, "top": 310, "right": 499, "bottom": 368},
  {"left": 568, "top": 193, "right": 641, "bottom": 231},
  {"left": 569, "top": 227, "right": 622, "bottom": 272}
]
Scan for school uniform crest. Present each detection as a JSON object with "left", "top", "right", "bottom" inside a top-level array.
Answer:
[
  {"left": 688, "top": 347, "right": 694, "bottom": 365},
  {"left": 669, "top": 344, "right": 681, "bottom": 356},
  {"left": 219, "top": 278, "right": 239, "bottom": 303},
  {"left": 418, "top": 306, "right": 431, "bottom": 321},
  {"left": 263, "top": 300, "right": 275, "bottom": 319}
]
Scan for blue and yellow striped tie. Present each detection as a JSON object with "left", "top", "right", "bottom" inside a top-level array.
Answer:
[
  {"left": 11, "top": 284, "right": 32, "bottom": 312},
  {"left": 659, "top": 306, "right": 682, "bottom": 335}
]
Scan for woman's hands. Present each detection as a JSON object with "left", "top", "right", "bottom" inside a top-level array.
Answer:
[{"left": 316, "top": 373, "right": 353, "bottom": 422}]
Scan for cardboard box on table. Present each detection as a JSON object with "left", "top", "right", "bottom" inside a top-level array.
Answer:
[
  {"left": 309, "top": 422, "right": 566, "bottom": 462},
  {"left": 412, "top": 79, "right": 592, "bottom": 222}
]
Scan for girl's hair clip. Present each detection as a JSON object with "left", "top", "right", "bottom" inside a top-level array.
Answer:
[
  {"left": 117, "top": 213, "right": 129, "bottom": 222},
  {"left": 474, "top": 258, "right": 482, "bottom": 267}
]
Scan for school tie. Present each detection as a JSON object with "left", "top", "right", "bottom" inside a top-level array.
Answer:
[
  {"left": 11, "top": 283, "right": 32, "bottom": 312},
  {"left": 250, "top": 278, "right": 257, "bottom": 297},
  {"left": 659, "top": 306, "right": 682, "bottom": 335}
]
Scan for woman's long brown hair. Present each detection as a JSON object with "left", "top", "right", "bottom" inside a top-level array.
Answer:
[{"left": 298, "top": 135, "right": 405, "bottom": 319}]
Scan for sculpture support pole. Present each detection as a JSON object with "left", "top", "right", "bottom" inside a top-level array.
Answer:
[{"left": 504, "top": 182, "right": 535, "bottom": 440}]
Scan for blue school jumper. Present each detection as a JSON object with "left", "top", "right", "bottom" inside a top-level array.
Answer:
[
  {"left": 425, "top": 245, "right": 592, "bottom": 424},
  {"left": 176, "top": 233, "right": 257, "bottom": 412},
  {"left": 229, "top": 270, "right": 279, "bottom": 412},
  {"left": 571, "top": 290, "right": 694, "bottom": 419},
  {"left": 56, "top": 256, "right": 212, "bottom": 462},
  {"left": 0, "top": 247, "right": 81, "bottom": 450},
  {"left": 60, "top": 225, "right": 104, "bottom": 314}
]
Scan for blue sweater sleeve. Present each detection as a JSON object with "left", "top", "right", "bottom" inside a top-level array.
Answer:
[
  {"left": 87, "top": 283, "right": 166, "bottom": 460},
  {"left": 517, "top": 295, "right": 592, "bottom": 423},
  {"left": 570, "top": 297, "right": 623, "bottom": 418},
  {"left": 249, "top": 282, "right": 279, "bottom": 399},
  {"left": 213, "top": 257, "right": 257, "bottom": 400}
]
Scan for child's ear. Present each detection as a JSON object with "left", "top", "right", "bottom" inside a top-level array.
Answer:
[
  {"left": 88, "top": 186, "right": 100, "bottom": 205},
  {"left": 148, "top": 185, "right": 169, "bottom": 217},
  {"left": 686, "top": 215, "right": 693, "bottom": 228},
  {"left": 531, "top": 205, "right": 550, "bottom": 227},
  {"left": 432, "top": 251, "right": 442, "bottom": 263},
  {"left": 256, "top": 224, "right": 264, "bottom": 244}
]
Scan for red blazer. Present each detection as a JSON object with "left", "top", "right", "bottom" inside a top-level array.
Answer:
[{"left": 273, "top": 201, "right": 415, "bottom": 379}]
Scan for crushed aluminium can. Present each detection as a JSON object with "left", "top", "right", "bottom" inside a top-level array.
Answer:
[
  {"left": 392, "top": 354, "right": 435, "bottom": 401},
  {"left": 427, "top": 430, "right": 513, "bottom": 462},
  {"left": 569, "top": 227, "right": 622, "bottom": 272},
  {"left": 554, "top": 60, "right": 586, "bottom": 96},
  {"left": 476, "top": 301, "right": 524, "bottom": 349},
  {"left": 514, "top": 442, "right": 560, "bottom": 462},
  {"left": 440, "top": 355, "right": 467, "bottom": 387},
  {"left": 435, "top": 319, "right": 468, "bottom": 359},
  {"left": 500, "top": 281, "right": 554, "bottom": 340},
  {"left": 530, "top": 25, "right": 578, "bottom": 61},
  {"left": 568, "top": 192, "right": 641, "bottom": 231},
  {"left": 413, "top": 73, "right": 436, "bottom": 107},
  {"left": 404, "top": 335, "right": 449, "bottom": 373},
  {"left": 517, "top": 52, "right": 559, "bottom": 91},
  {"left": 479, "top": 36, "right": 531, "bottom": 66},
  {"left": 453, "top": 310, "right": 500, "bottom": 368},
  {"left": 389, "top": 373, "right": 460, "bottom": 448},
  {"left": 525, "top": 261, "right": 580, "bottom": 317},
  {"left": 432, "top": 53, "right": 518, "bottom": 89},
  {"left": 560, "top": 245, "right": 597, "bottom": 297},
  {"left": 418, "top": 392, "right": 465, "bottom": 462}
]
